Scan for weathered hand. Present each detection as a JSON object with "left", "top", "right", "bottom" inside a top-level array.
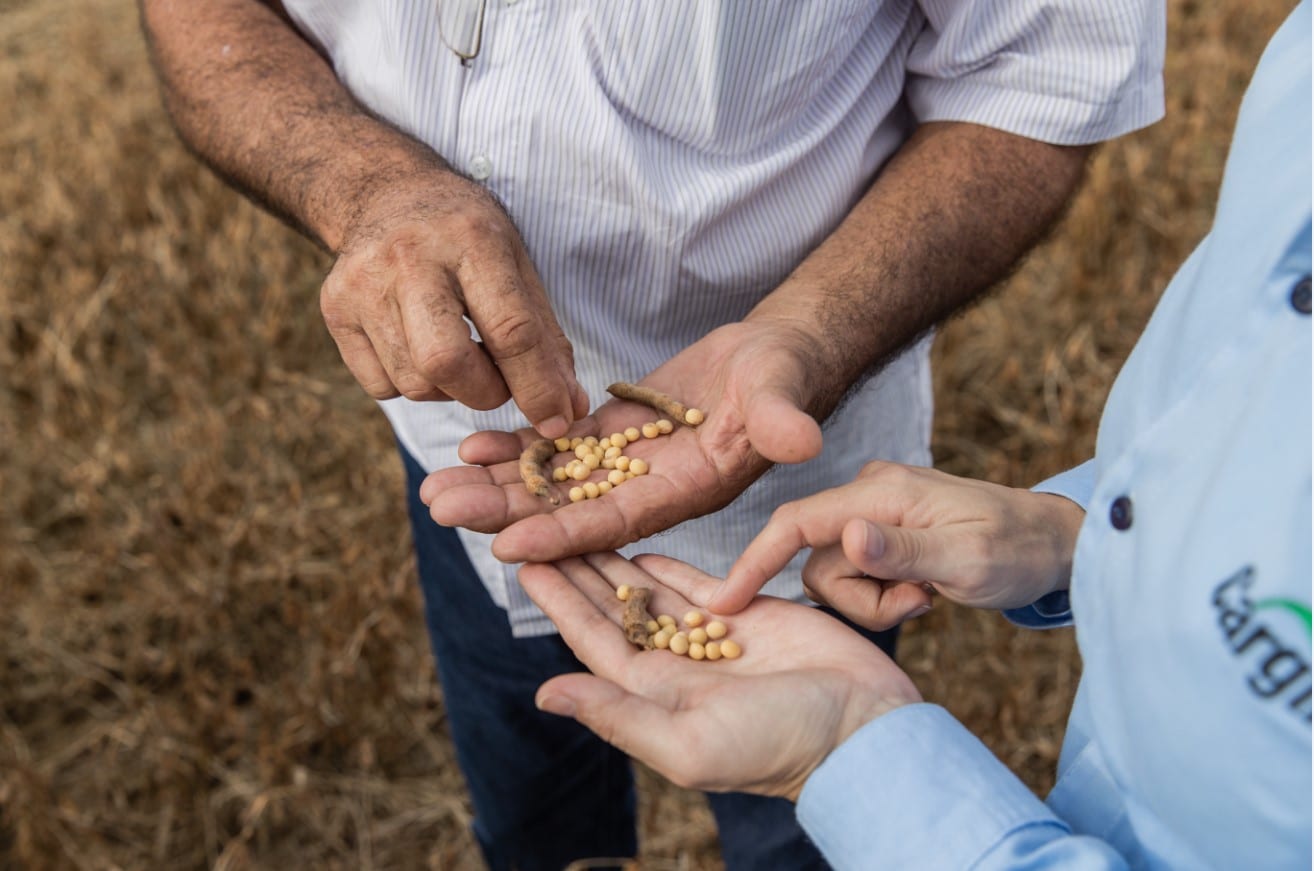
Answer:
[
  {"left": 521, "top": 552, "right": 922, "bottom": 801},
  {"left": 420, "top": 320, "right": 831, "bottom": 562},
  {"left": 710, "top": 461, "right": 1086, "bottom": 628},
  {"left": 320, "top": 172, "right": 588, "bottom": 438}
]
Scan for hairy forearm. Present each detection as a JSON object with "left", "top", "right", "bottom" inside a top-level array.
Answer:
[
  {"left": 138, "top": 0, "right": 450, "bottom": 252},
  {"left": 749, "top": 122, "right": 1089, "bottom": 420}
]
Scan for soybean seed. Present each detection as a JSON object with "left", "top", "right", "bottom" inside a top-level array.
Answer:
[
  {"left": 705, "top": 641, "right": 722, "bottom": 660},
  {"left": 683, "top": 610, "right": 704, "bottom": 628},
  {"left": 570, "top": 464, "right": 590, "bottom": 481},
  {"left": 656, "top": 419, "right": 674, "bottom": 434},
  {"left": 552, "top": 467, "right": 569, "bottom": 482},
  {"left": 668, "top": 633, "right": 690, "bottom": 656},
  {"left": 657, "top": 614, "right": 676, "bottom": 629},
  {"left": 568, "top": 486, "right": 586, "bottom": 503},
  {"left": 598, "top": 437, "right": 612, "bottom": 450},
  {"left": 719, "top": 639, "right": 742, "bottom": 659},
  {"left": 604, "top": 446, "right": 622, "bottom": 459},
  {"left": 583, "top": 453, "right": 601, "bottom": 470},
  {"left": 583, "top": 482, "right": 600, "bottom": 499},
  {"left": 554, "top": 437, "right": 572, "bottom": 452},
  {"left": 688, "top": 627, "right": 708, "bottom": 645},
  {"left": 584, "top": 436, "right": 599, "bottom": 447},
  {"left": 616, "top": 585, "right": 632, "bottom": 601},
  {"left": 705, "top": 620, "right": 727, "bottom": 640},
  {"left": 688, "top": 641, "right": 706, "bottom": 661},
  {"left": 609, "top": 432, "right": 627, "bottom": 447},
  {"left": 685, "top": 408, "right": 705, "bottom": 426},
  {"left": 653, "top": 629, "right": 672, "bottom": 649},
  {"left": 597, "top": 480, "right": 613, "bottom": 494},
  {"left": 615, "top": 456, "right": 631, "bottom": 472},
  {"left": 607, "top": 469, "right": 626, "bottom": 486},
  {"left": 642, "top": 422, "right": 659, "bottom": 439},
  {"left": 570, "top": 437, "right": 584, "bottom": 449},
  {"left": 624, "top": 426, "right": 641, "bottom": 442},
  {"left": 645, "top": 619, "right": 660, "bottom": 634}
]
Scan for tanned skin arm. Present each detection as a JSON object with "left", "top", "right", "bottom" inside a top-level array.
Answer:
[
  {"left": 139, "top": 0, "right": 589, "bottom": 436},
  {"left": 426, "top": 122, "right": 1090, "bottom": 563}
]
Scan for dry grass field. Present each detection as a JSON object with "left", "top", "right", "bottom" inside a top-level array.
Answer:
[{"left": 0, "top": 1, "right": 1294, "bottom": 868}]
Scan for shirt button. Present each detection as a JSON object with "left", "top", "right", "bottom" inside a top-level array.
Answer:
[
  {"left": 469, "top": 154, "right": 493, "bottom": 181},
  {"left": 1290, "top": 275, "right": 1311, "bottom": 315},
  {"left": 1109, "top": 495, "right": 1133, "bottom": 531}
]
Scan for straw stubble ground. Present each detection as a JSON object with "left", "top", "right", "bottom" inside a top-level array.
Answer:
[{"left": 0, "top": 1, "right": 1290, "bottom": 868}]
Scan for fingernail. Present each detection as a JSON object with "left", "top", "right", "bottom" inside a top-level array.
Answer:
[
  {"left": 908, "top": 605, "right": 932, "bottom": 619},
  {"left": 536, "top": 415, "right": 569, "bottom": 440},
  {"left": 536, "top": 694, "right": 576, "bottom": 717},
  {"left": 861, "top": 522, "right": 886, "bottom": 560}
]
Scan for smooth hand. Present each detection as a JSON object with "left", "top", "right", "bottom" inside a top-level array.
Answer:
[
  {"left": 320, "top": 173, "right": 588, "bottom": 438},
  {"left": 522, "top": 552, "right": 922, "bottom": 801},
  {"left": 421, "top": 320, "right": 830, "bottom": 562},
  {"left": 710, "top": 462, "right": 1086, "bottom": 628}
]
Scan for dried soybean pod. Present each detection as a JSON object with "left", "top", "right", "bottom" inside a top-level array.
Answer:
[
  {"left": 606, "top": 382, "right": 705, "bottom": 428},
  {"left": 622, "top": 587, "right": 657, "bottom": 650},
  {"left": 519, "top": 439, "right": 560, "bottom": 505}
]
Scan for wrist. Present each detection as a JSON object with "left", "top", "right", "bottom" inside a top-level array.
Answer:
[
  {"left": 785, "top": 681, "right": 922, "bottom": 802},
  {"left": 1031, "top": 492, "right": 1085, "bottom": 596},
  {"left": 740, "top": 304, "right": 861, "bottom": 422}
]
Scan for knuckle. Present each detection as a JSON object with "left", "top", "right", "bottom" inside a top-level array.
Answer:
[
  {"left": 414, "top": 342, "right": 471, "bottom": 383},
  {"left": 480, "top": 309, "right": 541, "bottom": 359},
  {"left": 858, "top": 459, "right": 891, "bottom": 479},
  {"left": 360, "top": 378, "right": 400, "bottom": 400}
]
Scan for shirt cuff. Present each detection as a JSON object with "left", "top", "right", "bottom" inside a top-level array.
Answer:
[
  {"left": 797, "top": 704, "right": 1067, "bottom": 870},
  {"left": 1033, "top": 460, "right": 1096, "bottom": 510}
]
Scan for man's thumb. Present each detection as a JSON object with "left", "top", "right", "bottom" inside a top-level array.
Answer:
[{"left": 745, "top": 390, "right": 823, "bottom": 465}]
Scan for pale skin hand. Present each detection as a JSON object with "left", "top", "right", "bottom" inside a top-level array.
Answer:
[
  {"left": 421, "top": 318, "right": 827, "bottom": 562},
  {"left": 521, "top": 552, "right": 923, "bottom": 801},
  {"left": 708, "top": 461, "right": 1087, "bottom": 629}
]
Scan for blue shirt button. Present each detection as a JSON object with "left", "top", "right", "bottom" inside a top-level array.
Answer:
[
  {"left": 1291, "top": 276, "right": 1311, "bottom": 315},
  {"left": 1109, "top": 495, "right": 1133, "bottom": 531}
]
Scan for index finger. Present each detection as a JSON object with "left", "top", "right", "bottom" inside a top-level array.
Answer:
[
  {"left": 459, "top": 244, "right": 582, "bottom": 438},
  {"left": 710, "top": 484, "right": 863, "bottom": 614}
]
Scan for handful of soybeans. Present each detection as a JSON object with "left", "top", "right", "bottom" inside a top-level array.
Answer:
[
  {"left": 518, "top": 382, "right": 705, "bottom": 505},
  {"left": 617, "top": 584, "right": 742, "bottom": 661}
]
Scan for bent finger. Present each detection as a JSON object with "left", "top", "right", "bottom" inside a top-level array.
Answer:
[{"left": 461, "top": 249, "right": 580, "bottom": 437}]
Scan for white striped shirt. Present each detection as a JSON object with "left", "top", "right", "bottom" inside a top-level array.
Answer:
[{"left": 283, "top": 0, "right": 1164, "bottom": 636}]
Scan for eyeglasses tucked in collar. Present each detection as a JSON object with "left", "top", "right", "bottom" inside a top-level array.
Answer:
[{"left": 438, "top": 0, "right": 487, "bottom": 64}]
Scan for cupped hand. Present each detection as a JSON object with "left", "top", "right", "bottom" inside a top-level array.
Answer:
[
  {"left": 319, "top": 171, "right": 588, "bottom": 438},
  {"left": 521, "top": 552, "right": 921, "bottom": 800},
  {"left": 710, "top": 461, "right": 1086, "bottom": 629},
  {"left": 420, "top": 320, "right": 832, "bottom": 563}
]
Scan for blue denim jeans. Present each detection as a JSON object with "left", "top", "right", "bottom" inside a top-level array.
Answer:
[{"left": 401, "top": 448, "right": 897, "bottom": 870}]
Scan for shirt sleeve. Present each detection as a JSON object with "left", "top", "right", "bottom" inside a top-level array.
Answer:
[
  {"left": 796, "top": 704, "right": 1131, "bottom": 870},
  {"left": 905, "top": 0, "right": 1165, "bottom": 144}
]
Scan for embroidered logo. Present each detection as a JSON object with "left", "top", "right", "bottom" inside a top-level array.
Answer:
[{"left": 1213, "top": 566, "right": 1311, "bottom": 725}]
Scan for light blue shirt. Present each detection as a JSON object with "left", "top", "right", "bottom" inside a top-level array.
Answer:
[
  {"left": 796, "top": 4, "right": 1312, "bottom": 868},
  {"left": 282, "top": 0, "right": 1163, "bottom": 635}
]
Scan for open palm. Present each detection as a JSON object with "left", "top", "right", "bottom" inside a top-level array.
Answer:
[
  {"left": 520, "top": 552, "right": 922, "bottom": 800},
  {"left": 421, "top": 320, "right": 831, "bottom": 563}
]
